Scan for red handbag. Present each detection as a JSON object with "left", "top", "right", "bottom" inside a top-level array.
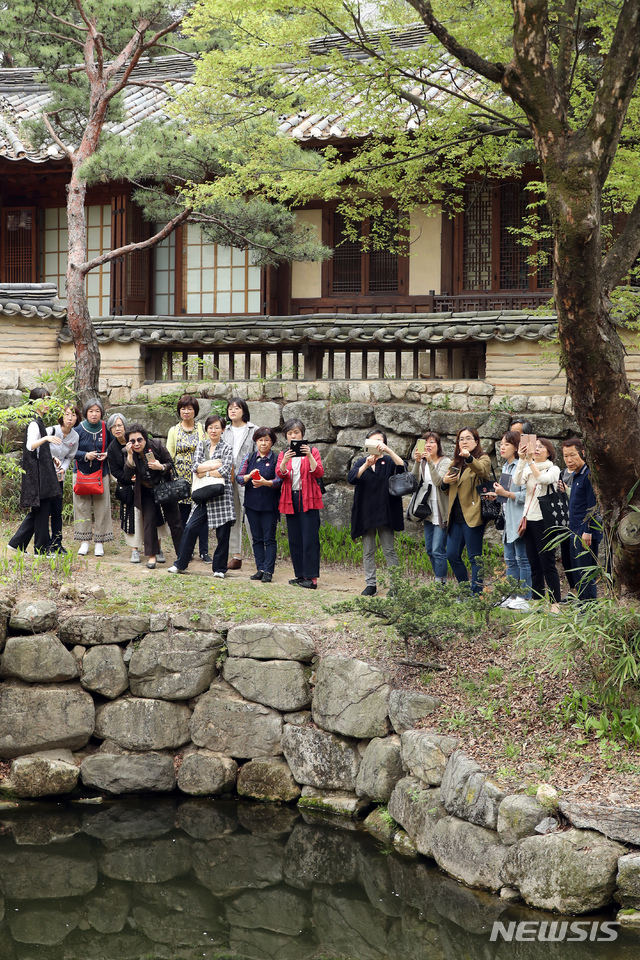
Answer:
[{"left": 74, "top": 423, "right": 106, "bottom": 496}]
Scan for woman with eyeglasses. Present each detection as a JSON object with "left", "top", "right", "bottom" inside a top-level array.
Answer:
[
  {"left": 123, "top": 423, "right": 183, "bottom": 569},
  {"left": 167, "top": 394, "right": 210, "bottom": 564},
  {"left": 442, "top": 426, "right": 491, "bottom": 595},
  {"left": 73, "top": 397, "right": 114, "bottom": 556},
  {"left": 222, "top": 397, "right": 257, "bottom": 571},
  {"left": 46, "top": 403, "right": 81, "bottom": 555},
  {"left": 513, "top": 437, "right": 562, "bottom": 603}
]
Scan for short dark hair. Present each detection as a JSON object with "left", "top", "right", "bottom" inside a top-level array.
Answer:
[
  {"left": 205, "top": 414, "right": 226, "bottom": 430},
  {"left": 538, "top": 437, "right": 556, "bottom": 461},
  {"left": 177, "top": 394, "right": 199, "bottom": 417},
  {"left": 283, "top": 418, "right": 305, "bottom": 437},
  {"left": 562, "top": 437, "right": 585, "bottom": 457},
  {"left": 126, "top": 423, "right": 149, "bottom": 443},
  {"left": 421, "top": 431, "right": 443, "bottom": 457},
  {"left": 367, "top": 428, "right": 388, "bottom": 445},
  {"left": 510, "top": 418, "right": 534, "bottom": 434},
  {"left": 253, "top": 426, "right": 277, "bottom": 444},
  {"left": 227, "top": 397, "right": 250, "bottom": 423},
  {"left": 59, "top": 404, "right": 82, "bottom": 427},
  {"left": 29, "top": 387, "right": 51, "bottom": 401},
  {"left": 502, "top": 430, "right": 522, "bottom": 454}
]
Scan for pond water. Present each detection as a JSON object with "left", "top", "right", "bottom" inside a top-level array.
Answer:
[{"left": 0, "top": 797, "right": 638, "bottom": 960}]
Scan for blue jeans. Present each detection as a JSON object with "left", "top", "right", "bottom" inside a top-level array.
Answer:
[
  {"left": 446, "top": 521, "right": 486, "bottom": 594},
  {"left": 569, "top": 534, "right": 599, "bottom": 601},
  {"left": 504, "top": 537, "right": 532, "bottom": 598},
  {"left": 246, "top": 507, "right": 279, "bottom": 575},
  {"left": 424, "top": 522, "right": 448, "bottom": 580}
]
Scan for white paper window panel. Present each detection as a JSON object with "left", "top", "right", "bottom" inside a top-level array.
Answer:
[
  {"left": 201, "top": 292, "right": 214, "bottom": 313},
  {"left": 156, "top": 246, "right": 169, "bottom": 270},
  {"left": 216, "top": 291, "right": 231, "bottom": 313},
  {"left": 45, "top": 208, "right": 59, "bottom": 229},
  {"left": 187, "top": 223, "right": 202, "bottom": 244},
  {"left": 155, "top": 272, "right": 170, "bottom": 296},
  {"left": 247, "top": 290, "right": 260, "bottom": 313},
  {"left": 232, "top": 291, "right": 246, "bottom": 313},
  {"left": 199, "top": 269, "right": 213, "bottom": 293},
  {"left": 186, "top": 292, "right": 201, "bottom": 313},
  {"left": 216, "top": 269, "right": 231, "bottom": 292},
  {"left": 217, "top": 246, "right": 231, "bottom": 267},
  {"left": 155, "top": 294, "right": 171, "bottom": 315},
  {"left": 87, "top": 226, "right": 102, "bottom": 250},
  {"left": 187, "top": 243, "right": 201, "bottom": 268},
  {"left": 186, "top": 269, "right": 201, "bottom": 294},
  {"left": 44, "top": 252, "right": 59, "bottom": 275},
  {"left": 87, "top": 296, "right": 100, "bottom": 315},
  {"left": 232, "top": 247, "right": 245, "bottom": 266},
  {"left": 232, "top": 267, "right": 246, "bottom": 289},
  {"left": 86, "top": 274, "right": 101, "bottom": 296},
  {"left": 248, "top": 266, "right": 261, "bottom": 290},
  {"left": 202, "top": 244, "right": 215, "bottom": 269}
]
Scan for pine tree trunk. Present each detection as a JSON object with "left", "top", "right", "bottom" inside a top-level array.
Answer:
[{"left": 66, "top": 163, "right": 101, "bottom": 403}]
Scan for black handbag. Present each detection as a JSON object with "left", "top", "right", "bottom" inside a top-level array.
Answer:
[
  {"left": 153, "top": 477, "right": 190, "bottom": 505},
  {"left": 406, "top": 481, "right": 433, "bottom": 521},
  {"left": 477, "top": 467, "right": 500, "bottom": 523},
  {"left": 114, "top": 483, "right": 134, "bottom": 506},
  {"left": 495, "top": 506, "right": 506, "bottom": 531},
  {"left": 538, "top": 483, "right": 570, "bottom": 531},
  {"left": 388, "top": 471, "right": 419, "bottom": 498}
]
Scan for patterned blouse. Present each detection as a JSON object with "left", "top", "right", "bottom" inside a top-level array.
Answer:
[{"left": 171, "top": 423, "right": 205, "bottom": 504}]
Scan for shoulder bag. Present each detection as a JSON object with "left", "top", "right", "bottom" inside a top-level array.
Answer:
[
  {"left": 476, "top": 465, "right": 501, "bottom": 524},
  {"left": 74, "top": 423, "right": 106, "bottom": 496},
  {"left": 538, "top": 482, "right": 570, "bottom": 531},
  {"left": 388, "top": 469, "right": 419, "bottom": 498},
  {"left": 406, "top": 471, "right": 433, "bottom": 521},
  {"left": 191, "top": 471, "right": 225, "bottom": 503},
  {"left": 153, "top": 475, "right": 190, "bottom": 505}
]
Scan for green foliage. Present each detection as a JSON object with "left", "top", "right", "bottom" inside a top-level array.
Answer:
[{"left": 557, "top": 690, "right": 640, "bottom": 749}]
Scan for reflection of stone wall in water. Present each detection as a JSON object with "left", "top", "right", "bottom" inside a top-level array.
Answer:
[{"left": 0, "top": 594, "right": 639, "bottom": 923}]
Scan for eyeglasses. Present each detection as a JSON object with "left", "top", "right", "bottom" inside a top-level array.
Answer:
[{"left": 130, "top": 438, "right": 145, "bottom": 445}]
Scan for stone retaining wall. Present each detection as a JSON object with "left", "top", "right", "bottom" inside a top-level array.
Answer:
[{"left": 1, "top": 595, "right": 636, "bottom": 919}]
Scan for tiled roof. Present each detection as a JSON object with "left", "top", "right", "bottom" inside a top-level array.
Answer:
[
  {"left": 57, "top": 312, "right": 558, "bottom": 347},
  {"left": 0, "top": 283, "right": 66, "bottom": 319}
]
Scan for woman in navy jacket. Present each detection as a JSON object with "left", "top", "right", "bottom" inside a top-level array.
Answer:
[{"left": 237, "top": 427, "right": 282, "bottom": 582}]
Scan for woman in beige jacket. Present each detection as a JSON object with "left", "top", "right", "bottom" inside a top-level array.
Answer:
[{"left": 442, "top": 427, "right": 491, "bottom": 595}]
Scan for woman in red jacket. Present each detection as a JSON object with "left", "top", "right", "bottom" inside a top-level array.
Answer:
[{"left": 276, "top": 418, "right": 324, "bottom": 590}]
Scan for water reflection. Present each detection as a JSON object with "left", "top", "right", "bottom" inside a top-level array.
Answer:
[{"left": 0, "top": 798, "right": 637, "bottom": 960}]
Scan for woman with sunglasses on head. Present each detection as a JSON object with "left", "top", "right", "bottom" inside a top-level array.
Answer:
[
  {"left": 513, "top": 437, "right": 562, "bottom": 603},
  {"left": 168, "top": 414, "right": 235, "bottom": 577},
  {"left": 123, "top": 424, "right": 183, "bottom": 569},
  {"left": 411, "top": 431, "right": 451, "bottom": 585},
  {"left": 222, "top": 397, "right": 257, "bottom": 571},
  {"left": 73, "top": 397, "right": 114, "bottom": 556},
  {"left": 442, "top": 426, "right": 491, "bottom": 595}
]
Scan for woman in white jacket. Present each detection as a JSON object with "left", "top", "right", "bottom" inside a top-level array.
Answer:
[{"left": 513, "top": 437, "right": 561, "bottom": 603}]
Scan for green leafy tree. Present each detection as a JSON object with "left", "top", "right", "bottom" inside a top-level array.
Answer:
[
  {"left": 182, "top": 0, "right": 640, "bottom": 592},
  {"left": 0, "top": 1, "right": 326, "bottom": 402}
]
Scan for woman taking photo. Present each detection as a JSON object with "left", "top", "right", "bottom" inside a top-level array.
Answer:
[
  {"left": 73, "top": 398, "right": 113, "bottom": 556},
  {"left": 47, "top": 403, "right": 81, "bottom": 554},
  {"left": 349, "top": 429, "right": 406, "bottom": 596},
  {"left": 411, "top": 431, "right": 451, "bottom": 585},
  {"left": 513, "top": 437, "right": 562, "bottom": 603},
  {"left": 492, "top": 431, "right": 531, "bottom": 610},
  {"left": 168, "top": 415, "right": 235, "bottom": 577},
  {"left": 167, "top": 394, "right": 210, "bottom": 563},
  {"left": 277, "top": 418, "right": 324, "bottom": 590},
  {"left": 442, "top": 427, "right": 491, "bottom": 595},
  {"left": 237, "top": 427, "right": 282, "bottom": 583},
  {"left": 122, "top": 424, "right": 183, "bottom": 569},
  {"left": 223, "top": 397, "right": 257, "bottom": 570},
  {"left": 7, "top": 388, "right": 62, "bottom": 555}
]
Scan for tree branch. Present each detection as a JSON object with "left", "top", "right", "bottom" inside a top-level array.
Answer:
[
  {"left": 602, "top": 196, "right": 640, "bottom": 291},
  {"left": 503, "top": 0, "right": 565, "bottom": 135},
  {"left": 404, "top": 0, "right": 505, "bottom": 84},
  {"left": 102, "top": 18, "right": 182, "bottom": 101},
  {"left": 555, "top": 0, "right": 578, "bottom": 101},
  {"left": 42, "top": 111, "right": 73, "bottom": 159},
  {"left": 79, "top": 209, "right": 191, "bottom": 275}
]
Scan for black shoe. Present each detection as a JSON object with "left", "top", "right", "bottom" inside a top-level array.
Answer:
[
  {"left": 297, "top": 578, "right": 317, "bottom": 590},
  {"left": 288, "top": 577, "right": 304, "bottom": 585},
  {"left": 250, "top": 571, "right": 264, "bottom": 581},
  {"left": 200, "top": 553, "right": 213, "bottom": 564},
  {"left": 361, "top": 586, "right": 377, "bottom": 597},
  {"left": 48, "top": 544, "right": 67, "bottom": 555},
  {"left": 262, "top": 572, "right": 273, "bottom": 583}
]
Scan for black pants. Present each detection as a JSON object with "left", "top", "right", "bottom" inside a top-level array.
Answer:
[
  {"left": 179, "top": 501, "right": 208, "bottom": 557},
  {"left": 523, "top": 518, "right": 562, "bottom": 602},
  {"left": 286, "top": 493, "right": 320, "bottom": 579},
  {"left": 49, "top": 480, "right": 64, "bottom": 547},
  {"left": 9, "top": 497, "right": 57, "bottom": 554},
  {"left": 560, "top": 535, "right": 578, "bottom": 590},
  {"left": 140, "top": 487, "right": 183, "bottom": 557},
  {"left": 175, "top": 503, "right": 232, "bottom": 573}
]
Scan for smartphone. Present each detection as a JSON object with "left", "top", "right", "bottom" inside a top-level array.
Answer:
[
  {"left": 364, "top": 439, "right": 382, "bottom": 457},
  {"left": 145, "top": 451, "right": 154, "bottom": 462},
  {"left": 416, "top": 439, "right": 426, "bottom": 455},
  {"left": 447, "top": 465, "right": 461, "bottom": 478},
  {"left": 289, "top": 439, "right": 305, "bottom": 457}
]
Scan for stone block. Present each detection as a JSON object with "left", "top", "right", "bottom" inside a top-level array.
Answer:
[
  {"left": 85, "top": 884, "right": 130, "bottom": 934},
  {"left": 373, "top": 403, "right": 430, "bottom": 436},
  {"left": 226, "top": 622, "right": 315, "bottom": 661},
  {"left": 329, "top": 402, "right": 375, "bottom": 428},
  {"left": 431, "top": 816, "right": 509, "bottom": 892},
  {"left": 9, "top": 599, "right": 58, "bottom": 634},
  {"left": 281, "top": 401, "right": 336, "bottom": 441},
  {"left": 192, "top": 834, "right": 284, "bottom": 892},
  {"left": 129, "top": 629, "right": 222, "bottom": 700},
  {"left": 468, "top": 382, "right": 495, "bottom": 396},
  {"left": 312, "top": 655, "right": 389, "bottom": 739},
  {"left": 81, "top": 800, "right": 176, "bottom": 841},
  {"left": 0, "top": 388, "right": 25, "bottom": 409},
  {"left": 81, "top": 752, "right": 176, "bottom": 794},
  {"left": 282, "top": 723, "right": 360, "bottom": 790},
  {"left": 355, "top": 736, "right": 403, "bottom": 801},
  {"left": 478, "top": 412, "right": 512, "bottom": 440},
  {"left": 299, "top": 786, "right": 369, "bottom": 818},
  {"left": 320, "top": 483, "right": 354, "bottom": 529},
  {"left": 497, "top": 795, "right": 549, "bottom": 845},
  {"left": 80, "top": 645, "right": 128, "bottom": 699},
  {"left": 440, "top": 750, "right": 505, "bottom": 829},
  {"left": 401, "top": 730, "right": 459, "bottom": 786},
  {"left": 223, "top": 657, "right": 311, "bottom": 712},
  {"left": 0, "top": 848, "right": 97, "bottom": 899},
  {"left": 389, "top": 690, "right": 443, "bottom": 735},
  {"left": 177, "top": 750, "right": 238, "bottom": 795},
  {"left": 9, "top": 756, "right": 79, "bottom": 797},
  {"left": 237, "top": 802, "right": 299, "bottom": 837},
  {"left": 429, "top": 409, "right": 487, "bottom": 434},
  {"left": 100, "top": 835, "right": 192, "bottom": 883},
  {"left": 225, "top": 887, "right": 310, "bottom": 936},
  {"left": 190, "top": 681, "right": 283, "bottom": 757},
  {"left": 94, "top": 698, "right": 191, "bottom": 750},
  {"left": 1, "top": 633, "right": 79, "bottom": 682},
  {"left": 60, "top": 614, "right": 150, "bottom": 646},
  {"left": 528, "top": 395, "right": 552, "bottom": 412},
  {"left": 176, "top": 800, "right": 238, "bottom": 840},
  {"left": 615, "top": 853, "right": 640, "bottom": 908},
  {"left": 237, "top": 757, "right": 300, "bottom": 802},
  {"left": 0, "top": 369, "right": 19, "bottom": 389},
  {"left": 550, "top": 394, "right": 566, "bottom": 413},
  {"left": 284, "top": 822, "right": 358, "bottom": 886},
  {"left": 0, "top": 682, "right": 94, "bottom": 758},
  {"left": 387, "top": 777, "right": 447, "bottom": 858},
  {"left": 501, "top": 829, "right": 626, "bottom": 913},
  {"left": 559, "top": 799, "right": 640, "bottom": 845},
  {"left": 348, "top": 382, "right": 372, "bottom": 403},
  {"left": 247, "top": 401, "right": 282, "bottom": 428},
  {"left": 321, "top": 444, "right": 355, "bottom": 482},
  {"left": 369, "top": 382, "right": 391, "bottom": 402}
]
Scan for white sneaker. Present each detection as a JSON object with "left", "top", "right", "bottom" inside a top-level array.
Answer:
[
  {"left": 94, "top": 543, "right": 104, "bottom": 557},
  {"left": 78, "top": 542, "right": 89, "bottom": 556},
  {"left": 168, "top": 565, "right": 184, "bottom": 574},
  {"left": 499, "top": 598, "right": 514, "bottom": 609},
  {"left": 509, "top": 597, "right": 531, "bottom": 611},
  {"left": 213, "top": 571, "right": 225, "bottom": 579},
  {"left": 130, "top": 549, "right": 141, "bottom": 564},
  {"left": 6, "top": 544, "right": 18, "bottom": 553}
]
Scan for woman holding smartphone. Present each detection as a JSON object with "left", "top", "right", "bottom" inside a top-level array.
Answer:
[
  {"left": 411, "top": 431, "right": 451, "bottom": 585},
  {"left": 490, "top": 431, "right": 531, "bottom": 609},
  {"left": 442, "top": 426, "right": 491, "bottom": 595},
  {"left": 73, "top": 398, "right": 114, "bottom": 556},
  {"left": 513, "top": 437, "right": 562, "bottom": 603},
  {"left": 277, "top": 418, "right": 324, "bottom": 589}
]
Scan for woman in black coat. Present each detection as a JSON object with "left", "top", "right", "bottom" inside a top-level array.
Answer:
[
  {"left": 348, "top": 428, "right": 406, "bottom": 596},
  {"left": 8, "top": 388, "right": 62, "bottom": 555}
]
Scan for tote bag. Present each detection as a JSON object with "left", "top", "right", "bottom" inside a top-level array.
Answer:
[{"left": 191, "top": 472, "right": 225, "bottom": 503}]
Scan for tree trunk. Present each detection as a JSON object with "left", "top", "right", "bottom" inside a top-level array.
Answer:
[{"left": 66, "top": 163, "right": 101, "bottom": 403}]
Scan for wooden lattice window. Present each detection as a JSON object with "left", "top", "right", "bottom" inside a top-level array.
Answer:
[
  {"left": 1, "top": 207, "right": 36, "bottom": 282},
  {"left": 462, "top": 186, "right": 492, "bottom": 291},
  {"left": 331, "top": 210, "right": 400, "bottom": 295},
  {"left": 500, "top": 183, "right": 527, "bottom": 289}
]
